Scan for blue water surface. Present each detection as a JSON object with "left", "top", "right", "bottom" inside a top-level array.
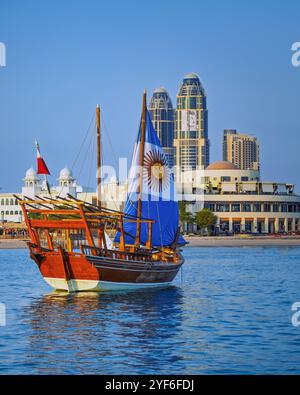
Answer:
[{"left": 0, "top": 246, "right": 300, "bottom": 374}]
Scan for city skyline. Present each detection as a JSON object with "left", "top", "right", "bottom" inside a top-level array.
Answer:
[{"left": 0, "top": 0, "right": 300, "bottom": 192}]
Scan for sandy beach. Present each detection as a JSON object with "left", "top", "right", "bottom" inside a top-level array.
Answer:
[
  {"left": 184, "top": 235, "right": 300, "bottom": 247},
  {"left": 1, "top": 236, "right": 300, "bottom": 249},
  {"left": 0, "top": 239, "right": 27, "bottom": 249}
]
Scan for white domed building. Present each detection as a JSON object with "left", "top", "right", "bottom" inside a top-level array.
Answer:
[
  {"left": 56, "top": 167, "right": 77, "bottom": 198},
  {"left": 0, "top": 166, "right": 87, "bottom": 223},
  {"left": 22, "top": 167, "right": 42, "bottom": 198}
]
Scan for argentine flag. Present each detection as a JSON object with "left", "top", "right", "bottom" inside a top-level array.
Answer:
[{"left": 115, "top": 110, "right": 185, "bottom": 247}]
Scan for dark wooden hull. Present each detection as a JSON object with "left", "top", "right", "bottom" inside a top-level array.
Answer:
[{"left": 28, "top": 244, "right": 184, "bottom": 292}]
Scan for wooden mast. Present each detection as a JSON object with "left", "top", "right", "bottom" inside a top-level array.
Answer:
[
  {"left": 96, "top": 104, "right": 103, "bottom": 248},
  {"left": 96, "top": 104, "right": 101, "bottom": 209},
  {"left": 135, "top": 90, "right": 147, "bottom": 248}
]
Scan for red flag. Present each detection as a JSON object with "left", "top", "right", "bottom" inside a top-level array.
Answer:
[{"left": 35, "top": 140, "right": 50, "bottom": 175}]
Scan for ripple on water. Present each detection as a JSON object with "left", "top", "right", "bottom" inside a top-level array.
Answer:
[{"left": 0, "top": 247, "right": 300, "bottom": 374}]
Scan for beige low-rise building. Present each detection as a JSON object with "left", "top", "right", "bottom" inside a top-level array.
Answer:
[{"left": 181, "top": 161, "right": 300, "bottom": 234}]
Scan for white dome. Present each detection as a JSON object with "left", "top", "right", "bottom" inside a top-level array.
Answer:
[
  {"left": 24, "top": 167, "right": 39, "bottom": 180},
  {"left": 59, "top": 167, "right": 73, "bottom": 179}
]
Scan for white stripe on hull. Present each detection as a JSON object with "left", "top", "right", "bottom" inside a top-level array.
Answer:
[{"left": 44, "top": 277, "right": 173, "bottom": 292}]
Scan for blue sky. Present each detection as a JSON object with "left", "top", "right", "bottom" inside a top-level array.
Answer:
[{"left": 0, "top": 0, "right": 299, "bottom": 192}]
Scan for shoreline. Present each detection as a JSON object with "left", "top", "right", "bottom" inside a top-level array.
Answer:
[
  {"left": 1, "top": 236, "right": 300, "bottom": 249},
  {"left": 0, "top": 239, "right": 27, "bottom": 249},
  {"left": 184, "top": 235, "right": 300, "bottom": 247}
]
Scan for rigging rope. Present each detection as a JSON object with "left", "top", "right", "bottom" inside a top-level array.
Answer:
[
  {"left": 101, "top": 114, "right": 119, "bottom": 169},
  {"left": 100, "top": 113, "right": 122, "bottom": 211},
  {"left": 71, "top": 113, "right": 95, "bottom": 174},
  {"left": 56, "top": 112, "right": 95, "bottom": 199},
  {"left": 156, "top": 200, "right": 163, "bottom": 248},
  {"left": 83, "top": 129, "right": 96, "bottom": 203}
]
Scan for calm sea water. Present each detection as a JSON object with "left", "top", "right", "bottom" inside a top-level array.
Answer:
[{"left": 0, "top": 246, "right": 300, "bottom": 374}]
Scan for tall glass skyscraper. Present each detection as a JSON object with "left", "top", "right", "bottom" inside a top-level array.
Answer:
[
  {"left": 174, "top": 73, "right": 209, "bottom": 171},
  {"left": 149, "top": 87, "right": 175, "bottom": 167}
]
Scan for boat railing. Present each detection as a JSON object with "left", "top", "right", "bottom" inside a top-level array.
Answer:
[
  {"left": 27, "top": 241, "right": 52, "bottom": 253},
  {"left": 81, "top": 245, "right": 155, "bottom": 263}
]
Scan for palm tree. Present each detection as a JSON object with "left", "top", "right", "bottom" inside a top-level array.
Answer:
[{"left": 179, "top": 201, "right": 194, "bottom": 233}]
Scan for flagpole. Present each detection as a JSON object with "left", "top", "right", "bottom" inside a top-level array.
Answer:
[
  {"left": 135, "top": 90, "right": 147, "bottom": 248},
  {"left": 96, "top": 104, "right": 103, "bottom": 249},
  {"left": 96, "top": 104, "right": 101, "bottom": 209},
  {"left": 44, "top": 174, "right": 51, "bottom": 196},
  {"left": 35, "top": 139, "right": 51, "bottom": 196}
]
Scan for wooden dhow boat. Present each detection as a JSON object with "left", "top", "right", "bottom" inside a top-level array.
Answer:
[{"left": 19, "top": 92, "right": 185, "bottom": 292}]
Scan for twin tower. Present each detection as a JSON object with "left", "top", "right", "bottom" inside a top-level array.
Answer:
[{"left": 149, "top": 73, "right": 209, "bottom": 170}]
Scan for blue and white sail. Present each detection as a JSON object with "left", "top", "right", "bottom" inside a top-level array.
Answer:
[{"left": 115, "top": 109, "right": 185, "bottom": 247}]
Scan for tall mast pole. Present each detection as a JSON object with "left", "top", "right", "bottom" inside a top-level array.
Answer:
[
  {"left": 96, "top": 104, "right": 103, "bottom": 249},
  {"left": 135, "top": 90, "right": 147, "bottom": 248},
  {"left": 96, "top": 104, "right": 101, "bottom": 210}
]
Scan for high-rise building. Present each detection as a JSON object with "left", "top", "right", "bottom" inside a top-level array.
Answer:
[
  {"left": 173, "top": 73, "right": 209, "bottom": 171},
  {"left": 223, "top": 129, "right": 260, "bottom": 170},
  {"left": 223, "top": 129, "right": 237, "bottom": 162},
  {"left": 149, "top": 87, "right": 175, "bottom": 167}
]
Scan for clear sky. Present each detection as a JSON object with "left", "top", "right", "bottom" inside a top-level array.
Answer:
[{"left": 0, "top": 0, "right": 299, "bottom": 192}]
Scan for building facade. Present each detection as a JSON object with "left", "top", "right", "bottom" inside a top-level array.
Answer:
[
  {"left": 0, "top": 167, "right": 84, "bottom": 223},
  {"left": 0, "top": 168, "right": 125, "bottom": 223},
  {"left": 174, "top": 73, "right": 209, "bottom": 171},
  {"left": 182, "top": 161, "right": 300, "bottom": 234},
  {"left": 223, "top": 129, "right": 260, "bottom": 170},
  {"left": 149, "top": 87, "right": 175, "bottom": 167},
  {"left": 1, "top": 162, "right": 300, "bottom": 235}
]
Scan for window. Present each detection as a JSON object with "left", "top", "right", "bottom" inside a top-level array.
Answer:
[
  {"left": 242, "top": 203, "right": 251, "bottom": 212},
  {"left": 216, "top": 203, "right": 230, "bottom": 212},
  {"left": 187, "top": 131, "right": 197, "bottom": 138},
  {"left": 221, "top": 176, "right": 231, "bottom": 182},
  {"left": 273, "top": 204, "right": 279, "bottom": 212},
  {"left": 281, "top": 204, "right": 287, "bottom": 212},
  {"left": 253, "top": 203, "right": 261, "bottom": 212},
  {"left": 241, "top": 177, "right": 249, "bottom": 181},
  {"left": 288, "top": 204, "right": 296, "bottom": 213},
  {"left": 188, "top": 97, "right": 197, "bottom": 108},
  {"left": 204, "top": 203, "right": 215, "bottom": 211},
  {"left": 263, "top": 203, "right": 271, "bottom": 212},
  {"left": 231, "top": 203, "right": 240, "bottom": 212}
]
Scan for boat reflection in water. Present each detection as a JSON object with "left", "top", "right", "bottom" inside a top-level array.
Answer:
[{"left": 24, "top": 286, "right": 185, "bottom": 374}]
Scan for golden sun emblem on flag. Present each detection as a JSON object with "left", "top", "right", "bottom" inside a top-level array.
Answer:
[{"left": 143, "top": 150, "right": 170, "bottom": 192}]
